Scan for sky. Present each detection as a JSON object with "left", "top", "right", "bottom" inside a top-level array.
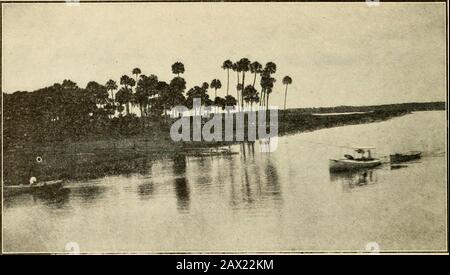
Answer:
[{"left": 2, "top": 2, "right": 446, "bottom": 108}]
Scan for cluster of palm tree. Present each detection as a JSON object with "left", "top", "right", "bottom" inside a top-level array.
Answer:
[
  {"left": 222, "top": 58, "right": 292, "bottom": 112},
  {"left": 4, "top": 58, "right": 292, "bottom": 143},
  {"left": 96, "top": 64, "right": 189, "bottom": 119},
  {"left": 4, "top": 59, "right": 293, "bottom": 144},
  {"left": 67, "top": 59, "right": 293, "bottom": 120}
]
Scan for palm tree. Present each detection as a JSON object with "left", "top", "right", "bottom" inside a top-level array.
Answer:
[
  {"left": 260, "top": 74, "right": 276, "bottom": 110},
  {"left": 132, "top": 68, "right": 141, "bottom": 83},
  {"left": 135, "top": 74, "right": 150, "bottom": 118},
  {"left": 115, "top": 87, "right": 133, "bottom": 115},
  {"left": 250, "top": 61, "right": 262, "bottom": 87},
  {"left": 171, "top": 62, "right": 185, "bottom": 76},
  {"left": 210, "top": 79, "right": 222, "bottom": 98},
  {"left": 119, "top": 75, "right": 135, "bottom": 115},
  {"left": 237, "top": 58, "right": 251, "bottom": 109},
  {"left": 282, "top": 76, "right": 293, "bottom": 112},
  {"left": 224, "top": 95, "right": 237, "bottom": 112},
  {"left": 105, "top": 79, "right": 118, "bottom": 101},
  {"left": 222, "top": 60, "right": 233, "bottom": 96},
  {"left": 232, "top": 62, "right": 241, "bottom": 108},
  {"left": 265, "top": 62, "right": 277, "bottom": 75},
  {"left": 260, "top": 62, "right": 277, "bottom": 108},
  {"left": 243, "top": 85, "right": 258, "bottom": 111}
]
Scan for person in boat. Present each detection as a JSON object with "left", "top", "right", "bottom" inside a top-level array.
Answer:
[
  {"left": 29, "top": 176, "right": 37, "bottom": 187},
  {"left": 354, "top": 148, "right": 373, "bottom": 161},
  {"left": 344, "top": 154, "right": 354, "bottom": 160}
]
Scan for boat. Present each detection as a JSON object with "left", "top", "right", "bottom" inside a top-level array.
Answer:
[
  {"left": 329, "top": 147, "right": 382, "bottom": 172},
  {"left": 390, "top": 151, "right": 422, "bottom": 163},
  {"left": 183, "top": 147, "right": 238, "bottom": 157},
  {"left": 4, "top": 180, "right": 63, "bottom": 196}
]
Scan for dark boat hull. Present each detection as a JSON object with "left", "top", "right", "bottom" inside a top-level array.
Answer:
[{"left": 390, "top": 151, "right": 422, "bottom": 163}]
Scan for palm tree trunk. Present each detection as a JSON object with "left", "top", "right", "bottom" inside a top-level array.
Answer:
[
  {"left": 241, "top": 72, "right": 245, "bottom": 109},
  {"left": 260, "top": 89, "right": 265, "bottom": 107},
  {"left": 227, "top": 69, "right": 230, "bottom": 96},
  {"left": 284, "top": 84, "right": 288, "bottom": 111},
  {"left": 236, "top": 72, "right": 240, "bottom": 109},
  {"left": 126, "top": 103, "right": 130, "bottom": 115},
  {"left": 253, "top": 73, "right": 257, "bottom": 87}
]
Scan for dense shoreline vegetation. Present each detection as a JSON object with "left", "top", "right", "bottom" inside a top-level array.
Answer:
[{"left": 3, "top": 59, "right": 292, "bottom": 148}]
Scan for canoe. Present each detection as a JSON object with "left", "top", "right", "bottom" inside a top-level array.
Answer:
[
  {"left": 4, "top": 180, "right": 63, "bottom": 196},
  {"left": 390, "top": 151, "right": 422, "bottom": 163},
  {"left": 329, "top": 159, "right": 382, "bottom": 172}
]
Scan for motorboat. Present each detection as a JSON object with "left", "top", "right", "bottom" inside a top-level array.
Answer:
[{"left": 330, "top": 147, "right": 382, "bottom": 172}]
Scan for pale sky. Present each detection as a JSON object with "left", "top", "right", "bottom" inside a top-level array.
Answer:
[{"left": 2, "top": 2, "right": 446, "bottom": 108}]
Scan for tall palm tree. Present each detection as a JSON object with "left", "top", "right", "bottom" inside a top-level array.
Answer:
[
  {"left": 243, "top": 85, "right": 258, "bottom": 111},
  {"left": 171, "top": 62, "right": 185, "bottom": 76},
  {"left": 105, "top": 79, "right": 118, "bottom": 101},
  {"left": 260, "top": 74, "right": 276, "bottom": 110},
  {"left": 222, "top": 60, "right": 233, "bottom": 96},
  {"left": 282, "top": 76, "right": 292, "bottom": 112},
  {"left": 250, "top": 61, "right": 262, "bottom": 87},
  {"left": 261, "top": 62, "right": 277, "bottom": 108},
  {"left": 232, "top": 62, "right": 241, "bottom": 108},
  {"left": 132, "top": 68, "right": 141, "bottom": 83},
  {"left": 210, "top": 79, "right": 222, "bottom": 99},
  {"left": 237, "top": 58, "right": 251, "bottom": 109}
]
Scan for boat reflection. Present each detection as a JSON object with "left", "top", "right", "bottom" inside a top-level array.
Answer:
[
  {"left": 71, "top": 184, "right": 108, "bottom": 203},
  {"left": 330, "top": 168, "right": 378, "bottom": 191},
  {"left": 32, "top": 188, "right": 71, "bottom": 208},
  {"left": 3, "top": 187, "right": 71, "bottom": 209},
  {"left": 390, "top": 164, "right": 409, "bottom": 170}
]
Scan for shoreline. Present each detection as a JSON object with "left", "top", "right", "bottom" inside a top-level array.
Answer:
[{"left": 2, "top": 109, "right": 441, "bottom": 185}]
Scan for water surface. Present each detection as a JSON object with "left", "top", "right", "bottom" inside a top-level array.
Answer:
[{"left": 3, "top": 111, "right": 447, "bottom": 253}]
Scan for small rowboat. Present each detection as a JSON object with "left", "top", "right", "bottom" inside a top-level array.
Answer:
[
  {"left": 390, "top": 151, "right": 422, "bottom": 163},
  {"left": 4, "top": 180, "right": 63, "bottom": 196}
]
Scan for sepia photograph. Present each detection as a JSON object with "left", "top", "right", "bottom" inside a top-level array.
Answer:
[{"left": 1, "top": 0, "right": 448, "bottom": 256}]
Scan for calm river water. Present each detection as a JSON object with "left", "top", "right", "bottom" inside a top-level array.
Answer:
[{"left": 3, "top": 111, "right": 447, "bottom": 253}]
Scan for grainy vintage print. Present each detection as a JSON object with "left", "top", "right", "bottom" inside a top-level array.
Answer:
[{"left": 1, "top": 1, "right": 447, "bottom": 254}]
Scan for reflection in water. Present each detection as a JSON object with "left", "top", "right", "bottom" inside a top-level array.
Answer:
[
  {"left": 3, "top": 188, "right": 71, "bottom": 209},
  {"left": 173, "top": 154, "right": 187, "bottom": 175},
  {"left": 242, "top": 165, "right": 253, "bottom": 204},
  {"left": 330, "top": 169, "right": 378, "bottom": 191},
  {"left": 138, "top": 157, "right": 152, "bottom": 175},
  {"left": 390, "top": 164, "right": 408, "bottom": 170},
  {"left": 32, "top": 188, "right": 71, "bottom": 209},
  {"left": 73, "top": 185, "right": 107, "bottom": 203},
  {"left": 137, "top": 182, "right": 154, "bottom": 200},
  {"left": 229, "top": 142, "right": 282, "bottom": 208},
  {"left": 174, "top": 177, "right": 190, "bottom": 211},
  {"left": 172, "top": 154, "right": 190, "bottom": 211},
  {"left": 2, "top": 112, "right": 446, "bottom": 252},
  {"left": 265, "top": 159, "right": 281, "bottom": 197}
]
